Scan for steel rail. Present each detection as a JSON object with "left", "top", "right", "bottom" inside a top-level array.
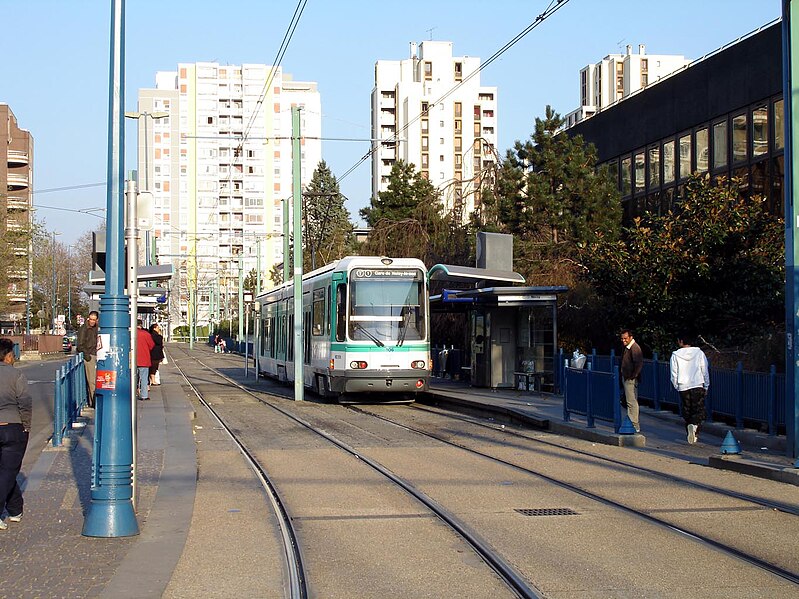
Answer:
[
  {"left": 349, "top": 406, "right": 799, "bottom": 587},
  {"left": 192, "top": 356, "right": 541, "bottom": 599},
  {"left": 170, "top": 351, "right": 308, "bottom": 599}
]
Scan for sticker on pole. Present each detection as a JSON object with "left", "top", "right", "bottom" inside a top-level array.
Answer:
[{"left": 96, "top": 370, "right": 117, "bottom": 390}]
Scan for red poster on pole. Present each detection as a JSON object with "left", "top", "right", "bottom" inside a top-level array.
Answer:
[{"left": 96, "top": 370, "right": 117, "bottom": 390}]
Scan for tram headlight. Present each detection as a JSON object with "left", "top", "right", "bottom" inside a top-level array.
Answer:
[
  {"left": 350, "top": 360, "right": 368, "bottom": 369},
  {"left": 411, "top": 360, "right": 426, "bottom": 369}
]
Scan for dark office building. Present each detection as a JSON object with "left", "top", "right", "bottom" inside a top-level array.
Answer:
[{"left": 567, "top": 21, "right": 784, "bottom": 224}]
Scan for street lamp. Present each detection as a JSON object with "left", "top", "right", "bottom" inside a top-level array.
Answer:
[{"left": 125, "top": 110, "right": 168, "bottom": 266}]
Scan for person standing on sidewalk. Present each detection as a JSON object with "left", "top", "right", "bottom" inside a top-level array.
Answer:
[
  {"left": 620, "top": 329, "right": 643, "bottom": 432},
  {"left": 136, "top": 321, "right": 155, "bottom": 400},
  {"left": 148, "top": 323, "right": 164, "bottom": 386},
  {"left": 77, "top": 311, "right": 99, "bottom": 408},
  {"left": 670, "top": 333, "right": 710, "bottom": 444},
  {"left": 0, "top": 338, "right": 32, "bottom": 530}
]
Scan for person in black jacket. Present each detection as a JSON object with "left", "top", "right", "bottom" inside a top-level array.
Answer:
[
  {"left": 148, "top": 323, "right": 165, "bottom": 386},
  {"left": 620, "top": 329, "right": 644, "bottom": 433},
  {"left": 76, "top": 311, "right": 99, "bottom": 408}
]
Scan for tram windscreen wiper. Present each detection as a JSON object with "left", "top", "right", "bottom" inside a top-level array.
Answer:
[
  {"left": 396, "top": 308, "right": 411, "bottom": 347},
  {"left": 354, "top": 322, "right": 384, "bottom": 347}
]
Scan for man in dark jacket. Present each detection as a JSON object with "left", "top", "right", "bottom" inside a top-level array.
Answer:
[
  {"left": 620, "top": 329, "right": 643, "bottom": 432},
  {"left": 0, "top": 338, "right": 32, "bottom": 529},
  {"left": 76, "top": 311, "right": 99, "bottom": 407}
]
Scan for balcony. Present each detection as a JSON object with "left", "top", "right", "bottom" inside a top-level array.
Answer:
[
  {"left": 7, "top": 150, "right": 29, "bottom": 166},
  {"left": 6, "top": 196, "right": 28, "bottom": 210},
  {"left": 7, "top": 173, "right": 29, "bottom": 190},
  {"left": 7, "top": 268, "right": 27, "bottom": 280}
]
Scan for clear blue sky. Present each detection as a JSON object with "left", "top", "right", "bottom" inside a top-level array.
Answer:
[{"left": 1, "top": 0, "right": 781, "bottom": 245}]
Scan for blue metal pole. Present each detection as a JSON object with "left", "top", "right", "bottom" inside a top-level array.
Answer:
[
  {"left": 82, "top": 0, "right": 139, "bottom": 537},
  {"left": 782, "top": 0, "right": 799, "bottom": 463}
]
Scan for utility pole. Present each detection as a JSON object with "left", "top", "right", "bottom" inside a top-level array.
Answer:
[{"left": 238, "top": 253, "right": 244, "bottom": 342}]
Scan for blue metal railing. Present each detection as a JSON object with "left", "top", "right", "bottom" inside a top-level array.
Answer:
[
  {"left": 563, "top": 350, "right": 622, "bottom": 431},
  {"left": 53, "top": 353, "right": 87, "bottom": 447},
  {"left": 558, "top": 349, "right": 785, "bottom": 435}
]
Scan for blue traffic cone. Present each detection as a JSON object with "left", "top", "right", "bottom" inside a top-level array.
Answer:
[
  {"left": 720, "top": 431, "right": 741, "bottom": 455},
  {"left": 619, "top": 415, "right": 637, "bottom": 435}
]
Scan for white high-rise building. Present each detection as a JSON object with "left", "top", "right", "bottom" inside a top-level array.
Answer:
[
  {"left": 564, "top": 44, "right": 690, "bottom": 128},
  {"left": 134, "top": 62, "right": 321, "bottom": 336},
  {"left": 564, "top": 44, "right": 691, "bottom": 128},
  {"left": 372, "top": 41, "right": 498, "bottom": 221}
]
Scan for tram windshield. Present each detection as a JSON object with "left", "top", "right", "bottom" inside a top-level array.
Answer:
[{"left": 348, "top": 268, "right": 426, "bottom": 344}]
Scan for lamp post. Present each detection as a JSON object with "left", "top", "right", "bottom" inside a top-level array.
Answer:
[
  {"left": 50, "top": 231, "right": 60, "bottom": 334},
  {"left": 82, "top": 0, "right": 139, "bottom": 538},
  {"left": 124, "top": 110, "right": 168, "bottom": 267}
]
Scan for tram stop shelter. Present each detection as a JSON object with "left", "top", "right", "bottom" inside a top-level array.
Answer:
[{"left": 428, "top": 233, "right": 567, "bottom": 391}]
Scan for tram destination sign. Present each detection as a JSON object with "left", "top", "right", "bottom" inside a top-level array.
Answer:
[{"left": 351, "top": 268, "right": 420, "bottom": 280}]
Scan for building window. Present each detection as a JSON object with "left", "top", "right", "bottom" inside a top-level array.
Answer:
[
  {"left": 648, "top": 146, "right": 660, "bottom": 187},
  {"left": 421, "top": 119, "right": 429, "bottom": 133},
  {"left": 421, "top": 154, "right": 429, "bottom": 168},
  {"left": 474, "top": 105, "right": 481, "bottom": 121},
  {"left": 454, "top": 137, "right": 462, "bottom": 151},
  {"left": 421, "top": 101, "right": 429, "bottom": 114},
  {"left": 775, "top": 99, "right": 785, "bottom": 151},
  {"left": 712, "top": 120, "right": 728, "bottom": 171},
  {"left": 424, "top": 61, "right": 432, "bottom": 80},
  {"left": 732, "top": 114, "right": 748, "bottom": 163},
  {"left": 678, "top": 133, "right": 691, "bottom": 180},
  {"left": 662, "top": 140, "right": 675, "bottom": 184},
  {"left": 454, "top": 102, "right": 462, "bottom": 117},
  {"left": 621, "top": 156, "right": 632, "bottom": 197},
  {"left": 454, "top": 120, "right": 462, "bottom": 132},
  {"left": 695, "top": 127, "right": 709, "bottom": 173},
  {"left": 752, "top": 106, "right": 768, "bottom": 158},
  {"left": 606, "top": 159, "right": 620, "bottom": 191},
  {"left": 634, "top": 152, "right": 645, "bottom": 193},
  {"left": 454, "top": 62, "right": 462, "bottom": 80},
  {"left": 422, "top": 136, "right": 429, "bottom": 149}
]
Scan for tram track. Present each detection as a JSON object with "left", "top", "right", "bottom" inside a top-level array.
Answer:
[
  {"left": 175, "top": 351, "right": 541, "bottom": 599},
  {"left": 347, "top": 405, "right": 799, "bottom": 587},
  {"left": 171, "top": 353, "right": 309, "bottom": 599},
  {"left": 175, "top": 349, "right": 799, "bottom": 595}
]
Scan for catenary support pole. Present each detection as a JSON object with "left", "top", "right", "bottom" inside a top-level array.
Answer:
[
  {"left": 125, "top": 176, "right": 139, "bottom": 509},
  {"left": 292, "top": 106, "right": 304, "bottom": 402},
  {"left": 82, "top": 0, "right": 139, "bottom": 537},
  {"left": 783, "top": 1, "right": 799, "bottom": 462}
]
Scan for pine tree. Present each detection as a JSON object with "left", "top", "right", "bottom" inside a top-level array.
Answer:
[{"left": 303, "top": 160, "right": 354, "bottom": 270}]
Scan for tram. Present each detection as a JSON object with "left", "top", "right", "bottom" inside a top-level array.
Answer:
[{"left": 255, "top": 256, "right": 431, "bottom": 401}]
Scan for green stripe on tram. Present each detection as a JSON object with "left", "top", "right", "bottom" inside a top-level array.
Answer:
[{"left": 330, "top": 343, "right": 427, "bottom": 353}]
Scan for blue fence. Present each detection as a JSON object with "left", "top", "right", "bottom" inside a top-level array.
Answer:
[
  {"left": 563, "top": 350, "right": 623, "bottom": 431},
  {"left": 557, "top": 349, "right": 785, "bottom": 435},
  {"left": 53, "top": 353, "right": 87, "bottom": 447}
]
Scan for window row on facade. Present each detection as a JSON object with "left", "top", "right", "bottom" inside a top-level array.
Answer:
[{"left": 601, "top": 96, "right": 784, "bottom": 222}]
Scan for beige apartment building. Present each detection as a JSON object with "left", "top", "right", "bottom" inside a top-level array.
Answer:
[{"left": 0, "top": 104, "right": 33, "bottom": 333}]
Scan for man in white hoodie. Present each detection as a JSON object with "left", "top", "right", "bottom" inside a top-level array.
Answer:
[{"left": 670, "top": 333, "right": 710, "bottom": 444}]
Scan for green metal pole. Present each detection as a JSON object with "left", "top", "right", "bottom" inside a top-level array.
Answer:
[
  {"left": 292, "top": 106, "right": 304, "bottom": 401},
  {"left": 238, "top": 253, "right": 244, "bottom": 343},
  {"left": 783, "top": 0, "right": 799, "bottom": 463},
  {"left": 256, "top": 238, "right": 262, "bottom": 295}
]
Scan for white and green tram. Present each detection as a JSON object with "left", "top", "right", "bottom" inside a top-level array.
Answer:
[{"left": 256, "top": 256, "right": 431, "bottom": 400}]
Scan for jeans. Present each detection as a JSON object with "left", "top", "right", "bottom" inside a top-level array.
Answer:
[
  {"left": 0, "top": 424, "right": 28, "bottom": 518},
  {"left": 137, "top": 366, "right": 150, "bottom": 399}
]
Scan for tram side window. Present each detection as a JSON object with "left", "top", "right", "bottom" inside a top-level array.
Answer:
[
  {"left": 312, "top": 289, "right": 325, "bottom": 336},
  {"left": 335, "top": 283, "right": 347, "bottom": 342}
]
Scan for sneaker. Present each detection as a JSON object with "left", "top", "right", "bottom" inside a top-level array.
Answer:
[
  {"left": 8, "top": 513, "right": 21, "bottom": 523},
  {"left": 687, "top": 424, "right": 697, "bottom": 444},
  {"left": 0, "top": 519, "right": 7, "bottom": 530}
]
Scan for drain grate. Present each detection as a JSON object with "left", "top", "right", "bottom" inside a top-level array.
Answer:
[{"left": 515, "top": 508, "right": 579, "bottom": 517}]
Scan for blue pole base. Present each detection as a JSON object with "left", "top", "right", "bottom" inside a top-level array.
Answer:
[
  {"left": 618, "top": 416, "right": 637, "bottom": 435},
  {"left": 82, "top": 499, "right": 139, "bottom": 537}
]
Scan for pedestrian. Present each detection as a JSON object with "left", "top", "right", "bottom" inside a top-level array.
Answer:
[
  {"left": 0, "top": 338, "right": 32, "bottom": 530},
  {"left": 136, "top": 321, "right": 155, "bottom": 400},
  {"left": 670, "top": 332, "right": 710, "bottom": 444},
  {"left": 148, "top": 323, "right": 164, "bottom": 386},
  {"left": 77, "top": 311, "right": 100, "bottom": 408},
  {"left": 214, "top": 334, "right": 221, "bottom": 353},
  {"left": 620, "top": 329, "right": 643, "bottom": 433}
]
